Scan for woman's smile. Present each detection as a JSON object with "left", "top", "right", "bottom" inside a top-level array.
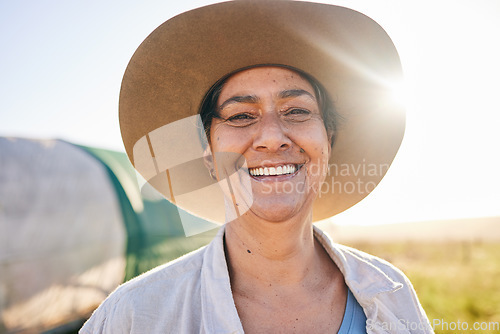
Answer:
[{"left": 248, "top": 164, "right": 298, "bottom": 177}]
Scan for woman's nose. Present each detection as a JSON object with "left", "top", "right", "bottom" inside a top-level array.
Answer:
[{"left": 252, "top": 113, "right": 291, "bottom": 152}]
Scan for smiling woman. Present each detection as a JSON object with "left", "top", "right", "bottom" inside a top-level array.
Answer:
[
  {"left": 81, "top": 1, "right": 432, "bottom": 333},
  {"left": 206, "top": 66, "right": 346, "bottom": 332}
]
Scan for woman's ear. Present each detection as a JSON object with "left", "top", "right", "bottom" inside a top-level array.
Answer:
[
  {"left": 203, "top": 145, "right": 217, "bottom": 179},
  {"left": 328, "top": 131, "right": 336, "bottom": 155}
]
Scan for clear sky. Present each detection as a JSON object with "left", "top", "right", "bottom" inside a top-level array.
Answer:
[{"left": 1, "top": 0, "right": 499, "bottom": 225}]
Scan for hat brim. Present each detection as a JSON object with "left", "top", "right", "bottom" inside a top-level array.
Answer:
[{"left": 119, "top": 0, "right": 405, "bottom": 223}]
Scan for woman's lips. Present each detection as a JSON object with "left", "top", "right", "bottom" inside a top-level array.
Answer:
[{"left": 248, "top": 164, "right": 302, "bottom": 177}]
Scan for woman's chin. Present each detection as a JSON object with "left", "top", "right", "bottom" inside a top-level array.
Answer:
[{"left": 245, "top": 197, "right": 309, "bottom": 223}]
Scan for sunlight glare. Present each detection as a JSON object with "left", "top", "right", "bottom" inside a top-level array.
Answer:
[{"left": 388, "top": 79, "right": 410, "bottom": 109}]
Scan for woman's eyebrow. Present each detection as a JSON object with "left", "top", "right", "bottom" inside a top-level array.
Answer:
[
  {"left": 218, "top": 95, "right": 259, "bottom": 111},
  {"left": 218, "top": 89, "right": 315, "bottom": 111},
  {"left": 279, "top": 89, "right": 315, "bottom": 100}
]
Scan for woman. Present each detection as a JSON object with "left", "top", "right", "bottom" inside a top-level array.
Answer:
[
  {"left": 204, "top": 65, "right": 352, "bottom": 333},
  {"left": 82, "top": 1, "right": 432, "bottom": 333}
]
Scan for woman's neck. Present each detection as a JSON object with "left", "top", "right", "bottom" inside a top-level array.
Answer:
[
  {"left": 224, "top": 211, "right": 329, "bottom": 288},
  {"left": 224, "top": 212, "right": 347, "bottom": 333}
]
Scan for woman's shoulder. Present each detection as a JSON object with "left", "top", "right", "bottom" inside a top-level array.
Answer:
[
  {"left": 315, "top": 228, "right": 432, "bottom": 331},
  {"left": 123, "top": 243, "right": 207, "bottom": 290},
  {"left": 80, "top": 245, "right": 209, "bottom": 333},
  {"left": 314, "top": 226, "right": 408, "bottom": 283},
  {"left": 334, "top": 243, "right": 408, "bottom": 281}
]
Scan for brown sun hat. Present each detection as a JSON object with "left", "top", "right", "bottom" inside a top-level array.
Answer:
[{"left": 119, "top": 0, "right": 405, "bottom": 224}]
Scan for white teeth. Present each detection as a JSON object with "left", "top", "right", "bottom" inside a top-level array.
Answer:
[{"left": 249, "top": 164, "right": 297, "bottom": 176}]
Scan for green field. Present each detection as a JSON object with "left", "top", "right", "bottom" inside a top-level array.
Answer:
[{"left": 346, "top": 241, "right": 500, "bottom": 333}]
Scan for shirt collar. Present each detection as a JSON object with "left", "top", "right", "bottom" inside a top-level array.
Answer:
[
  {"left": 200, "top": 225, "right": 244, "bottom": 333},
  {"left": 313, "top": 225, "right": 403, "bottom": 302}
]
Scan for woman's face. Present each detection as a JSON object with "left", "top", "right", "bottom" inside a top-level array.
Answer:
[{"left": 210, "top": 66, "right": 331, "bottom": 222}]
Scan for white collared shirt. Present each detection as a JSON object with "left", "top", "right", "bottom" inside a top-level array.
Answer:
[{"left": 81, "top": 225, "right": 433, "bottom": 334}]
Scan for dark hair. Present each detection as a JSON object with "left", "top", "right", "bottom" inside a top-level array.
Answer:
[{"left": 199, "top": 66, "right": 340, "bottom": 148}]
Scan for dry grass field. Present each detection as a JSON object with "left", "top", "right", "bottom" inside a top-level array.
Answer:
[{"left": 347, "top": 241, "right": 500, "bottom": 333}]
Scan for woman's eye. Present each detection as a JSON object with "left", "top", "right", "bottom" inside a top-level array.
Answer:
[
  {"left": 229, "top": 114, "right": 252, "bottom": 120},
  {"left": 283, "top": 108, "right": 312, "bottom": 122},
  {"left": 225, "top": 113, "right": 257, "bottom": 126},
  {"left": 288, "top": 108, "right": 310, "bottom": 114}
]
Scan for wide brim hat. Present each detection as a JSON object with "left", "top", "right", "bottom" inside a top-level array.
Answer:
[{"left": 120, "top": 0, "right": 405, "bottom": 224}]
